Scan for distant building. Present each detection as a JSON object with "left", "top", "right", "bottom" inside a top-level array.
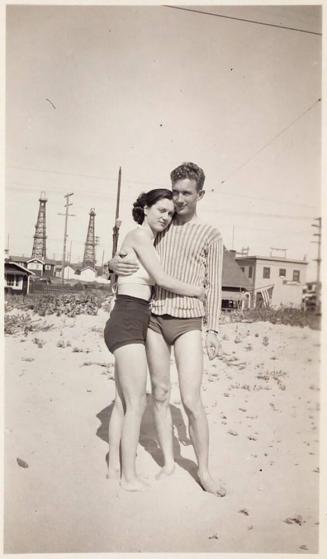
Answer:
[
  {"left": 54, "top": 263, "right": 109, "bottom": 284},
  {"left": 9, "top": 255, "right": 59, "bottom": 278},
  {"left": 78, "top": 266, "right": 97, "bottom": 282},
  {"left": 8, "top": 255, "right": 29, "bottom": 268},
  {"left": 55, "top": 264, "right": 77, "bottom": 280},
  {"left": 4, "top": 262, "right": 34, "bottom": 295},
  {"left": 222, "top": 249, "right": 252, "bottom": 309},
  {"left": 42, "top": 259, "right": 58, "bottom": 278},
  {"left": 25, "top": 257, "right": 44, "bottom": 277},
  {"left": 302, "top": 281, "right": 319, "bottom": 311},
  {"left": 235, "top": 254, "right": 308, "bottom": 308}
]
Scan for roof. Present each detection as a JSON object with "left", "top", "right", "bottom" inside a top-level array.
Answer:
[
  {"left": 235, "top": 255, "right": 308, "bottom": 265},
  {"left": 79, "top": 266, "right": 96, "bottom": 273},
  {"left": 222, "top": 249, "right": 251, "bottom": 289},
  {"left": 5, "top": 262, "right": 34, "bottom": 275},
  {"left": 27, "top": 257, "right": 44, "bottom": 264},
  {"left": 9, "top": 255, "right": 29, "bottom": 263},
  {"left": 44, "top": 258, "right": 59, "bottom": 265}
]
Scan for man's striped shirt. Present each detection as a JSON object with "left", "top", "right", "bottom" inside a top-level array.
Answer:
[{"left": 152, "top": 218, "right": 223, "bottom": 331}]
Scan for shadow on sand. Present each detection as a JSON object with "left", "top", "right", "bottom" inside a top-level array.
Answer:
[{"left": 96, "top": 394, "right": 199, "bottom": 483}]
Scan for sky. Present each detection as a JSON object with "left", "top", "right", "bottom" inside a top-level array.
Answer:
[{"left": 5, "top": 3, "right": 322, "bottom": 280}]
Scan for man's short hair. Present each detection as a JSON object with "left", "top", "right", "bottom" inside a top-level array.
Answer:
[{"left": 170, "top": 162, "right": 205, "bottom": 191}]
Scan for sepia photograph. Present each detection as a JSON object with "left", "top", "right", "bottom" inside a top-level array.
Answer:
[{"left": 3, "top": 1, "right": 323, "bottom": 555}]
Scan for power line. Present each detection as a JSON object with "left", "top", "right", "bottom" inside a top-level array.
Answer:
[
  {"left": 7, "top": 179, "right": 319, "bottom": 211},
  {"left": 7, "top": 165, "right": 118, "bottom": 182},
  {"left": 204, "top": 207, "right": 315, "bottom": 221},
  {"left": 164, "top": 5, "right": 322, "bottom": 36},
  {"left": 216, "top": 190, "right": 318, "bottom": 210},
  {"left": 7, "top": 165, "right": 166, "bottom": 190},
  {"left": 219, "top": 98, "right": 321, "bottom": 185}
]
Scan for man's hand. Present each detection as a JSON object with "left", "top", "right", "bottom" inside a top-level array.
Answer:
[
  {"left": 109, "top": 250, "right": 139, "bottom": 276},
  {"left": 205, "top": 331, "right": 222, "bottom": 360}
]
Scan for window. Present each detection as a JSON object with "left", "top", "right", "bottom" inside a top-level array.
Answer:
[
  {"left": 240, "top": 267, "right": 245, "bottom": 273},
  {"left": 248, "top": 266, "right": 253, "bottom": 278},
  {"left": 263, "top": 267, "right": 270, "bottom": 279},
  {"left": 45, "top": 264, "right": 51, "bottom": 270},
  {"left": 279, "top": 268, "right": 286, "bottom": 277},
  {"left": 6, "top": 274, "right": 20, "bottom": 286},
  {"left": 293, "top": 270, "right": 300, "bottom": 282}
]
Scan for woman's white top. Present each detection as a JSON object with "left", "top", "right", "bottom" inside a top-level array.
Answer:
[{"left": 117, "top": 253, "right": 155, "bottom": 288}]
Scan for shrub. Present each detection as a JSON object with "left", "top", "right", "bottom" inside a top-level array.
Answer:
[{"left": 225, "top": 307, "right": 320, "bottom": 329}]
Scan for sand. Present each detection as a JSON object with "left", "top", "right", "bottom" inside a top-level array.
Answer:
[{"left": 4, "top": 307, "right": 320, "bottom": 554}]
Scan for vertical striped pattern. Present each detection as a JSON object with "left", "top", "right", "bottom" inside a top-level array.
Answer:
[{"left": 153, "top": 220, "right": 223, "bottom": 331}]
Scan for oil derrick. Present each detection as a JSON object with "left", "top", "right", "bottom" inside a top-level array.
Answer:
[
  {"left": 31, "top": 191, "right": 47, "bottom": 259},
  {"left": 82, "top": 208, "right": 96, "bottom": 268}
]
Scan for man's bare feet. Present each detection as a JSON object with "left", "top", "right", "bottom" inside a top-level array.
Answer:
[
  {"left": 198, "top": 472, "right": 226, "bottom": 497},
  {"left": 155, "top": 464, "right": 176, "bottom": 480},
  {"left": 120, "top": 477, "right": 148, "bottom": 492}
]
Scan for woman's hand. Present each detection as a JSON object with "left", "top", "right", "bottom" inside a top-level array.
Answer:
[{"left": 196, "top": 285, "right": 206, "bottom": 302}]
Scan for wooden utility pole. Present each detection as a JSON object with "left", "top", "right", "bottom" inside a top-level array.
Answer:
[
  {"left": 312, "top": 217, "right": 322, "bottom": 313},
  {"left": 58, "top": 193, "right": 75, "bottom": 284},
  {"left": 101, "top": 249, "right": 105, "bottom": 274},
  {"left": 112, "top": 167, "right": 122, "bottom": 257}
]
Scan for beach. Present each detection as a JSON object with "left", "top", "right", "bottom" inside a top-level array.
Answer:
[{"left": 4, "top": 307, "right": 320, "bottom": 553}]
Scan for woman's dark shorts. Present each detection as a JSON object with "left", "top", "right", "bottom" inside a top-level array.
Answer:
[{"left": 104, "top": 294, "right": 151, "bottom": 354}]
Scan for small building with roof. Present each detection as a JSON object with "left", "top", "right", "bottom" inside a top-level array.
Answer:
[
  {"left": 4, "top": 261, "right": 34, "bottom": 295},
  {"left": 222, "top": 249, "right": 252, "bottom": 310}
]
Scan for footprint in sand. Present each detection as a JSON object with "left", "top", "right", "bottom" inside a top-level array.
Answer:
[
  {"left": 239, "top": 508, "right": 249, "bottom": 516},
  {"left": 17, "top": 457, "right": 29, "bottom": 468},
  {"left": 284, "top": 515, "right": 305, "bottom": 526}
]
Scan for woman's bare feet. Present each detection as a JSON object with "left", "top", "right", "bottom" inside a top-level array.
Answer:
[
  {"left": 198, "top": 471, "right": 226, "bottom": 497},
  {"left": 106, "top": 467, "right": 120, "bottom": 480},
  {"left": 120, "top": 476, "right": 148, "bottom": 492}
]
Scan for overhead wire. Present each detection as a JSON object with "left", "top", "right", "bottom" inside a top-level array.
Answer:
[
  {"left": 218, "top": 98, "right": 321, "bottom": 185},
  {"left": 164, "top": 5, "right": 322, "bottom": 36}
]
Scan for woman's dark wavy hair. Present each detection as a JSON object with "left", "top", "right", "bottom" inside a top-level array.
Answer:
[{"left": 132, "top": 188, "right": 173, "bottom": 224}]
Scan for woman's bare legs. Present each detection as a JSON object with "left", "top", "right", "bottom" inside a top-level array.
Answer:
[
  {"left": 114, "top": 343, "right": 148, "bottom": 491},
  {"left": 107, "top": 365, "right": 125, "bottom": 479}
]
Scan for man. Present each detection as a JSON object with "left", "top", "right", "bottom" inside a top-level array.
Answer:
[{"left": 110, "top": 162, "right": 225, "bottom": 496}]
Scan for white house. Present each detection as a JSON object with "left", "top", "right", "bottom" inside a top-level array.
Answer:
[
  {"left": 235, "top": 254, "right": 308, "bottom": 308},
  {"left": 77, "top": 267, "right": 97, "bottom": 282},
  {"left": 26, "top": 257, "right": 44, "bottom": 277}
]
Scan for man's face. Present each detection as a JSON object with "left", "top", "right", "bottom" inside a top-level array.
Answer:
[{"left": 172, "top": 178, "right": 204, "bottom": 217}]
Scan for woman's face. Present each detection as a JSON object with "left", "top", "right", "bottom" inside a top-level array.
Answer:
[{"left": 145, "top": 198, "right": 175, "bottom": 233}]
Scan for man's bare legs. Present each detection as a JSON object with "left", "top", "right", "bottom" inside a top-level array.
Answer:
[
  {"left": 110, "top": 344, "right": 148, "bottom": 491},
  {"left": 146, "top": 329, "right": 175, "bottom": 477},
  {"left": 107, "top": 365, "right": 124, "bottom": 479},
  {"left": 174, "top": 330, "right": 226, "bottom": 496}
]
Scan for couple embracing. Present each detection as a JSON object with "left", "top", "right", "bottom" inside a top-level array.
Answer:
[{"left": 104, "top": 162, "right": 225, "bottom": 496}]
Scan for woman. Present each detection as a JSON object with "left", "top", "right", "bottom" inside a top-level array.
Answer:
[{"left": 104, "top": 188, "right": 204, "bottom": 491}]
